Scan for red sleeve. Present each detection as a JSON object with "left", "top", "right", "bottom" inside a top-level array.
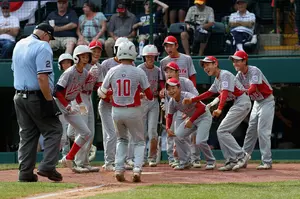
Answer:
[
  {"left": 191, "top": 91, "right": 215, "bottom": 103},
  {"left": 217, "top": 90, "right": 229, "bottom": 110},
  {"left": 189, "top": 74, "right": 196, "bottom": 87},
  {"left": 248, "top": 84, "right": 257, "bottom": 95},
  {"left": 166, "top": 113, "right": 173, "bottom": 130},
  {"left": 75, "top": 94, "right": 82, "bottom": 104},
  {"left": 160, "top": 80, "right": 165, "bottom": 90},
  {"left": 55, "top": 89, "right": 69, "bottom": 107},
  {"left": 93, "top": 82, "right": 102, "bottom": 91},
  {"left": 189, "top": 102, "right": 206, "bottom": 123},
  {"left": 144, "top": 87, "right": 154, "bottom": 100}
]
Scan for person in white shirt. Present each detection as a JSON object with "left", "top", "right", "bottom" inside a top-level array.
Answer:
[
  {"left": 229, "top": 0, "right": 255, "bottom": 51},
  {"left": 0, "top": 0, "right": 20, "bottom": 58}
]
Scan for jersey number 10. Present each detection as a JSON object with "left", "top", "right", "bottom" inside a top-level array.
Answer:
[{"left": 116, "top": 79, "right": 131, "bottom": 96}]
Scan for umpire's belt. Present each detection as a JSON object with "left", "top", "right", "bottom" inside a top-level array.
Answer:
[{"left": 16, "top": 90, "right": 41, "bottom": 95}]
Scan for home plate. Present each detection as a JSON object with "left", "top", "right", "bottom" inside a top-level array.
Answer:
[{"left": 142, "top": 172, "right": 163, "bottom": 175}]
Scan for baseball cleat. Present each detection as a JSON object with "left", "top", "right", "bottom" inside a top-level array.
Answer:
[
  {"left": 103, "top": 164, "right": 115, "bottom": 171},
  {"left": 168, "top": 160, "right": 175, "bottom": 166},
  {"left": 84, "top": 165, "right": 100, "bottom": 172},
  {"left": 205, "top": 163, "right": 216, "bottom": 170},
  {"left": 218, "top": 162, "right": 238, "bottom": 171},
  {"left": 115, "top": 171, "right": 125, "bottom": 182},
  {"left": 72, "top": 166, "right": 90, "bottom": 173},
  {"left": 174, "top": 163, "right": 192, "bottom": 170},
  {"left": 256, "top": 163, "right": 272, "bottom": 170},
  {"left": 60, "top": 156, "right": 73, "bottom": 169},
  {"left": 192, "top": 160, "right": 202, "bottom": 168},
  {"left": 149, "top": 160, "right": 157, "bottom": 167},
  {"left": 236, "top": 152, "right": 251, "bottom": 169},
  {"left": 88, "top": 145, "right": 97, "bottom": 162},
  {"left": 171, "top": 160, "right": 180, "bottom": 168},
  {"left": 132, "top": 172, "right": 141, "bottom": 183}
]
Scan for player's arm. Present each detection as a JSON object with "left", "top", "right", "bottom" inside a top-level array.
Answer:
[
  {"left": 189, "top": 102, "right": 206, "bottom": 123},
  {"left": 75, "top": 93, "right": 82, "bottom": 104},
  {"left": 217, "top": 90, "right": 228, "bottom": 111},
  {"left": 38, "top": 74, "right": 53, "bottom": 101},
  {"left": 189, "top": 74, "right": 196, "bottom": 87},
  {"left": 166, "top": 113, "right": 173, "bottom": 130},
  {"left": 53, "top": 85, "right": 69, "bottom": 107},
  {"left": 97, "top": 69, "right": 111, "bottom": 98},
  {"left": 192, "top": 91, "right": 215, "bottom": 103}
]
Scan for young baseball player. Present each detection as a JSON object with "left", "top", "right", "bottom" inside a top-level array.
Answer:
[
  {"left": 164, "top": 61, "right": 212, "bottom": 169},
  {"left": 231, "top": 51, "right": 275, "bottom": 170},
  {"left": 99, "top": 37, "right": 133, "bottom": 171},
  {"left": 72, "top": 40, "right": 104, "bottom": 173},
  {"left": 57, "top": 53, "right": 74, "bottom": 158},
  {"left": 98, "top": 41, "right": 153, "bottom": 183},
  {"left": 166, "top": 78, "right": 215, "bottom": 170},
  {"left": 137, "top": 44, "right": 160, "bottom": 167},
  {"left": 183, "top": 56, "right": 251, "bottom": 171},
  {"left": 54, "top": 45, "right": 93, "bottom": 172}
]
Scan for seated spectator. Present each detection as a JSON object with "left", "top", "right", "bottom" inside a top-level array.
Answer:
[
  {"left": 229, "top": 0, "right": 255, "bottom": 51},
  {"left": 0, "top": 0, "right": 20, "bottom": 59},
  {"left": 77, "top": 1, "right": 107, "bottom": 46},
  {"left": 133, "top": 0, "right": 169, "bottom": 56},
  {"left": 105, "top": 2, "right": 137, "bottom": 57},
  {"left": 180, "top": 0, "right": 214, "bottom": 56},
  {"left": 165, "top": 0, "right": 193, "bottom": 24},
  {"left": 46, "top": 0, "right": 78, "bottom": 54},
  {"left": 290, "top": 0, "right": 300, "bottom": 46}
]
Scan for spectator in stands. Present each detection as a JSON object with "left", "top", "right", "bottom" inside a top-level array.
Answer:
[
  {"left": 105, "top": 2, "right": 137, "bottom": 57},
  {"left": 270, "top": 0, "right": 290, "bottom": 34},
  {"left": 0, "top": 0, "right": 20, "bottom": 59},
  {"left": 291, "top": 0, "right": 300, "bottom": 46},
  {"left": 229, "top": 0, "right": 255, "bottom": 51},
  {"left": 133, "top": 0, "right": 169, "bottom": 57},
  {"left": 165, "top": 0, "right": 193, "bottom": 25},
  {"left": 46, "top": 0, "right": 78, "bottom": 54},
  {"left": 180, "top": 0, "right": 214, "bottom": 56},
  {"left": 77, "top": 1, "right": 107, "bottom": 46}
]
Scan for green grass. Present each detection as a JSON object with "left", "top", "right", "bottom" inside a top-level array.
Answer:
[
  {"left": 0, "top": 182, "right": 78, "bottom": 199},
  {"left": 85, "top": 181, "right": 300, "bottom": 199}
]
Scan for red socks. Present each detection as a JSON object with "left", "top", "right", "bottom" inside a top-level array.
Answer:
[{"left": 66, "top": 143, "right": 81, "bottom": 160}]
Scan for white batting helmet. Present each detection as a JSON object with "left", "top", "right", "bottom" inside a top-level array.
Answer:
[
  {"left": 73, "top": 45, "right": 92, "bottom": 64},
  {"left": 142, "top": 44, "right": 159, "bottom": 61},
  {"left": 116, "top": 41, "right": 137, "bottom": 61},
  {"left": 114, "top": 37, "right": 129, "bottom": 55},
  {"left": 58, "top": 53, "right": 74, "bottom": 70}
]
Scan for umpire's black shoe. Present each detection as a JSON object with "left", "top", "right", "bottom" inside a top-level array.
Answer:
[
  {"left": 18, "top": 174, "right": 38, "bottom": 182},
  {"left": 37, "top": 169, "right": 63, "bottom": 182}
]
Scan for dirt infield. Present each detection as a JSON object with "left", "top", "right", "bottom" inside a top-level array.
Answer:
[{"left": 1, "top": 163, "right": 300, "bottom": 198}]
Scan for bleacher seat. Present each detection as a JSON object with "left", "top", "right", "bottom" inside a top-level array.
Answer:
[
  {"left": 167, "top": 22, "right": 187, "bottom": 53},
  {"left": 203, "top": 22, "right": 226, "bottom": 55},
  {"left": 22, "top": 25, "right": 37, "bottom": 39}
]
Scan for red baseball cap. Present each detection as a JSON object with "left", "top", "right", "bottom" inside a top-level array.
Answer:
[
  {"left": 230, "top": 50, "right": 248, "bottom": 60},
  {"left": 116, "top": 3, "right": 126, "bottom": 13},
  {"left": 166, "top": 78, "right": 180, "bottom": 87},
  {"left": 89, "top": 40, "right": 103, "bottom": 50},
  {"left": 165, "top": 61, "right": 179, "bottom": 71},
  {"left": 163, "top": 36, "right": 178, "bottom": 46},
  {"left": 200, "top": 56, "right": 218, "bottom": 66}
]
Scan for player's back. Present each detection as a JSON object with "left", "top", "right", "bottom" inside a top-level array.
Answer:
[{"left": 107, "top": 64, "right": 149, "bottom": 106}]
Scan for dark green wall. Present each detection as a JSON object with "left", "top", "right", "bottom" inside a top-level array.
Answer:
[{"left": 2, "top": 57, "right": 300, "bottom": 87}]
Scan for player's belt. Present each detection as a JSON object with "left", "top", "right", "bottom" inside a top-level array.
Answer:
[{"left": 16, "top": 90, "right": 41, "bottom": 95}]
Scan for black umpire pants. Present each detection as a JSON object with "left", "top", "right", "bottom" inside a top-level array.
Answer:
[{"left": 14, "top": 92, "right": 62, "bottom": 181}]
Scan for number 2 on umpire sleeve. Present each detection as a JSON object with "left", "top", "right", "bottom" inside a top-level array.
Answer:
[{"left": 117, "top": 79, "right": 131, "bottom": 96}]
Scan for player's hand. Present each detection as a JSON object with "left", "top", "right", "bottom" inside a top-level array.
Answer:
[
  {"left": 140, "top": 92, "right": 145, "bottom": 99},
  {"left": 78, "top": 103, "right": 88, "bottom": 115},
  {"left": 66, "top": 104, "right": 79, "bottom": 114},
  {"left": 184, "top": 120, "right": 193, "bottom": 128},
  {"left": 167, "top": 129, "right": 175, "bottom": 137},
  {"left": 212, "top": 109, "right": 222, "bottom": 118},
  {"left": 160, "top": 102, "right": 166, "bottom": 111},
  {"left": 159, "top": 89, "right": 165, "bottom": 98},
  {"left": 182, "top": 98, "right": 192, "bottom": 105},
  {"left": 182, "top": 113, "right": 188, "bottom": 120}
]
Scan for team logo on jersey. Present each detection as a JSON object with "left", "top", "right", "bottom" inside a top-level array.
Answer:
[
  {"left": 252, "top": 75, "right": 258, "bottom": 82},
  {"left": 222, "top": 81, "right": 229, "bottom": 88}
]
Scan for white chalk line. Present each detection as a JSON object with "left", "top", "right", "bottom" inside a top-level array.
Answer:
[{"left": 25, "top": 184, "right": 106, "bottom": 199}]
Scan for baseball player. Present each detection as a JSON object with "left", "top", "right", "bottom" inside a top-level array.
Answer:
[
  {"left": 99, "top": 37, "right": 133, "bottom": 171},
  {"left": 54, "top": 45, "right": 94, "bottom": 173},
  {"left": 166, "top": 78, "right": 215, "bottom": 170},
  {"left": 231, "top": 51, "right": 275, "bottom": 170},
  {"left": 57, "top": 53, "right": 74, "bottom": 158},
  {"left": 137, "top": 44, "right": 160, "bottom": 167},
  {"left": 72, "top": 40, "right": 104, "bottom": 173},
  {"left": 98, "top": 41, "right": 153, "bottom": 183},
  {"left": 164, "top": 61, "right": 208, "bottom": 169},
  {"left": 183, "top": 56, "right": 251, "bottom": 171}
]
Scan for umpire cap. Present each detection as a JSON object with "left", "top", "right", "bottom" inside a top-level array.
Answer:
[{"left": 35, "top": 22, "right": 55, "bottom": 40}]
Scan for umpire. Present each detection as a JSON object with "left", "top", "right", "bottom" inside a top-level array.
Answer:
[{"left": 12, "top": 23, "right": 63, "bottom": 182}]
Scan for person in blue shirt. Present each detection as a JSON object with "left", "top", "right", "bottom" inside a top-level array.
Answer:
[{"left": 12, "top": 23, "right": 63, "bottom": 182}]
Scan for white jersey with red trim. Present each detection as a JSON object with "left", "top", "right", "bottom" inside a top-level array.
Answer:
[
  {"left": 209, "top": 70, "right": 245, "bottom": 101},
  {"left": 102, "top": 64, "right": 150, "bottom": 106},
  {"left": 137, "top": 63, "right": 160, "bottom": 96},
  {"left": 159, "top": 53, "right": 196, "bottom": 81},
  {"left": 82, "top": 62, "right": 103, "bottom": 93},
  {"left": 236, "top": 65, "right": 273, "bottom": 101},
  {"left": 100, "top": 57, "right": 120, "bottom": 80},
  {"left": 56, "top": 65, "right": 88, "bottom": 101}
]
